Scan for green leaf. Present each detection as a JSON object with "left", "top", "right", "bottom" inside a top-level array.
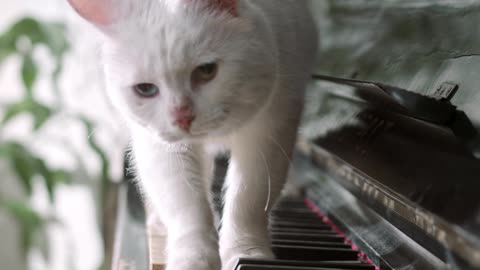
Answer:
[
  {"left": 0, "top": 142, "right": 72, "bottom": 202},
  {"left": 11, "top": 155, "right": 36, "bottom": 195},
  {"left": 0, "top": 44, "right": 15, "bottom": 63},
  {"left": 0, "top": 23, "right": 20, "bottom": 64},
  {"left": 35, "top": 160, "right": 56, "bottom": 202},
  {"left": 79, "top": 117, "right": 110, "bottom": 181},
  {"left": 21, "top": 53, "right": 37, "bottom": 95},
  {"left": 0, "top": 142, "right": 73, "bottom": 201},
  {"left": 31, "top": 102, "right": 52, "bottom": 130},
  {"left": 1, "top": 102, "right": 29, "bottom": 126},
  {"left": 0, "top": 200, "right": 46, "bottom": 255},
  {"left": 0, "top": 143, "right": 36, "bottom": 195},
  {"left": 40, "top": 22, "right": 69, "bottom": 59},
  {"left": 52, "top": 170, "right": 72, "bottom": 186},
  {"left": 36, "top": 160, "right": 71, "bottom": 202},
  {"left": 77, "top": 116, "right": 112, "bottom": 200},
  {"left": 0, "top": 17, "right": 69, "bottom": 113},
  {"left": 0, "top": 18, "right": 69, "bottom": 58},
  {"left": 6, "top": 18, "right": 44, "bottom": 45},
  {"left": 1, "top": 100, "right": 53, "bottom": 130},
  {"left": 0, "top": 18, "right": 42, "bottom": 64}
]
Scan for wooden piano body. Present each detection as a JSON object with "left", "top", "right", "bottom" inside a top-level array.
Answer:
[{"left": 111, "top": 1, "right": 480, "bottom": 269}]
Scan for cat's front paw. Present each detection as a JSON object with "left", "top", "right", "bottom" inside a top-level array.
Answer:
[
  {"left": 168, "top": 255, "right": 220, "bottom": 270},
  {"left": 220, "top": 242, "right": 274, "bottom": 270}
]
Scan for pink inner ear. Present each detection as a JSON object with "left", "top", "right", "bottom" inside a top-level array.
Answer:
[
  {"left": 67, "top": 0, "right": 115, "bottom": 25},
  {"left": 186, "top": 0, "right": 238, "bottom": 16},
  {"left": 211, "top": 0, "right": 237, "bottom": 15}
]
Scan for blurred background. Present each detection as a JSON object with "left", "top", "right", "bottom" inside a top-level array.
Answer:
[
  {"left": 2, "top": 1, "right": 480, "bottom": 270},
  {"left": 1, "top": 1, "right": 127, "bottom": 270}
]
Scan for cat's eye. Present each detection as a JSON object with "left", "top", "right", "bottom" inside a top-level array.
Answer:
[
  {"left": 133, "top": 83, "right": 159, "bottom": 98},
  {"left": 192, "top": 62, "right": 218, "bottom": 86}
]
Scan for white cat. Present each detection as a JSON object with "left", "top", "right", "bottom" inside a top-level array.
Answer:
[{"left": 67, "top": 0, "right": 318, "bottom": 269}]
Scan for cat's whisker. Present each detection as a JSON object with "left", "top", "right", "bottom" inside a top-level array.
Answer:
[
  {"left": 257, "top": 149, "right": 272, "bottom": 212},
  {"left": 267, "top": 134, "right": 297, "bottom": 177},
  {"left": 191, "top": 108, "right": 229, "bottom": 135},
  {"left": 196, "top": 107, "right": 226, "bottom": 125},
  {"left": 191, "top": 121, "right": 222, "bottom": 135},
  {"left": 194, "top": 116, "right": 222, "bottom": 128}
]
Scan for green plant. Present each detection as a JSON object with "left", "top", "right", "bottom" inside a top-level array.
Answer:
[{"left": 0, "top": 17, "right": 116, "bottom": 270}]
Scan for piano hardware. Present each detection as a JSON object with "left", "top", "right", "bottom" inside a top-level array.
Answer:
[
  {"left": 297, "top": 74, "right": 480, "bottom": 269},
  {"left": 310, "top": 74, "right": 479, "bottom": 152}
]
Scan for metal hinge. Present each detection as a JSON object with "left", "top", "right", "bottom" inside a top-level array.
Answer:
[{"left": 432, "top": 82, "right": 459, "bottom": 102}]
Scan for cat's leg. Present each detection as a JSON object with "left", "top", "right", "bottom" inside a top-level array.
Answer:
[
  {"left": 281, "top": 168, "right": 304, "bottom": 198},
  {"left": 132, "top": 133, "right": 220, "bottom": 270},
  {"left": 219, "top": 121, "right": 297, "bottom": 270},
  {"left": 201, "top": 151, "right": 222, "bottom": 227}
]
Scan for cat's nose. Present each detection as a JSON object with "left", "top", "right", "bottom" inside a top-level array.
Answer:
[
  {"left": 172, "top": 102, "right": 192, "bottom": 116},
  {"left": 171, "top": 103, "right": 195, "bottom": 132},
  {"left": 173, "top": 114, "right": 195, "bottom": 132}
]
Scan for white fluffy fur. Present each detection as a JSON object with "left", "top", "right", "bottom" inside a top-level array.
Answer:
[{"left": 69, "top": 0, "right": 317, "bottom": 269}]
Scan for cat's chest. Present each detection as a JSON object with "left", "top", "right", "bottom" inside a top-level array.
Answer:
[{"left": 204, "top": 138, "right": 231, "bottom": 157}]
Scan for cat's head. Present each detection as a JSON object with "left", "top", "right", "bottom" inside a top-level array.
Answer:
[{"left": 68, "top": 0, "right": 278, "bottom": 143}]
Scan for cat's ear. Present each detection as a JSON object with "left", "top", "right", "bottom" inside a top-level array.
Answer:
[
  {"left": 209, "top": 0, "right": 237, "bottom": 15},
  {"left": 67, "top": 0, "right": 126, "bottom": 26},
  {"left": 187, "top": 0, "right": 238, "bottom": 16}
]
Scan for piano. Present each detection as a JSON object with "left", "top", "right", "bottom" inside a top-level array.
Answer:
[{"left": 110, "top": 1, "right": 480, "bottom": 270}]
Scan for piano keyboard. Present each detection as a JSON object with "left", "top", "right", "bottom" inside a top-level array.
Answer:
[
  {"left": 146, "top": 198, "right": 378, "bottom": 270},
  {"left": 233, "top": 198, "right": 377, "bottom": 270}
]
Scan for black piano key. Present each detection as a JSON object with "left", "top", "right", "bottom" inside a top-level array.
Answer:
[
  {"left": 270, "top": 217, "right": 328, "bottom": 224},
  {"left": 271, "top": 240, "right": 352, "bottom": 249},
  {"left": 234, "top": 198, "right": 378, "bottom": 270},
  {"left": 238, "top": 265, "right": 351, "bottom": 270},
  {"left": 271, "top": 211, "right": 321, "bottom": 219},
  {"left": 271, "top": 232, "right": 346, "bottom": 243},
  {"left": 271, "top": 207, "right": 315, "bottom": 215},
  {"left": 272, "top": 245, "right": 359, "bottom": 261},
  {"left": 235, "top": 258, "right": 375, "bottom": 270},
  {"left": 270, "top": 228, "right": 337, "bottom": 235},
  {"left": 273, "top": 207, "right": 313, "bottom": 212},
  {"left": 271, "top": 222, "right": 331, "bottom": 231},
  {"left": 275, "top": 201, "right": 309, "bottom": 208},
  {"left": 271, "top": 214, "right": 321, "bottom": 220},
  {"left": 273, "top": 212, "right": 319, "bottom": 218},
  {"left": 272, "top": 213, "right": 320, "bottom": 219}
]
